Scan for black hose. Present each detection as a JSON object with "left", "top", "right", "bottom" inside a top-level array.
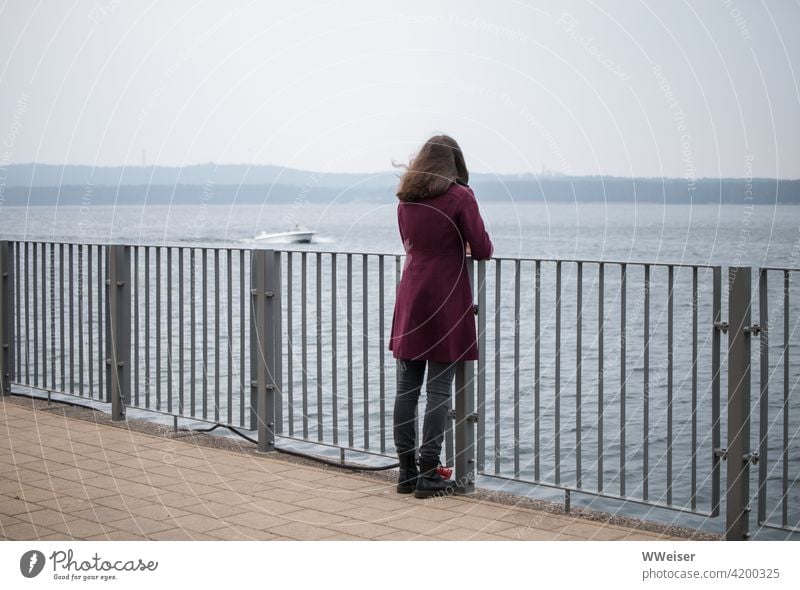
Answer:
[
  {"left": 11, "top": 392, "right": 104, "bottom": 413},
  {"left": 180, "top": 423, "right": 399, "bottom": 471},
  {"left": 11, "top": 392, "right": 399, "bottom": 472}
]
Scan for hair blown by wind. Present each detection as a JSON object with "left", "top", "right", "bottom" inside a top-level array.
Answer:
[{"left": 394, "top": 135, "right": 469, "bottom": 202}]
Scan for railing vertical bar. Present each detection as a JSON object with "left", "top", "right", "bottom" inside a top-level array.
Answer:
[
  {"left": 534, "top": 259, "right": 541, "bottom": 481},
  {"left": 214, "top": 248, "right": 221, "bottom": 422},
  {"left": 782, "top": 270, "right": 789, "bottom": 526},
  {"left": 287, "top": 253, "right": 293, "bottom": 435},
  {"left": 190, "top": 249, "right": 196, "bottom": 417},
  {"left": 179, "top": 248, "right": 184, "bottom": 414},
  {"left": 555, "top": 260, "right": 562, "bottom": 485},
  {"left": 667, "top": 264, "right": 674, "bottom": 505},
  {"left": 598, "top": 262, "right": 604, "bottom": 491},
  {"left": 68, "top": 244, "right": 74, "bottom": 393},
  {"left": 757, "top": 268, "right": 768, "bottom": 524},
  {"left": 202, "top": 249, "right": 208, "bottom": 420},
  {"left": 134, "top": 247, "right": 139, "bottom": 406},
  {"left": 513, "top": 259, "right": 521, "bottom": 477},
  {"left": 167, "top": 247, "right": 173, "bottom": 414},
  {"left": 620, "top": 263, "right": 627, "bottom": 497},
  {"left": 156, "top": 247, "right": 161, "bottom": 410},
  {"left": 1, "top": 241, "right": 14, "bottom": 396},
  {"left": 711, "top": 266, "right": 722, "bottom": 516},
  {"left": 725, "top": 266, "right": 752, "bottom": 540},
  {"left": 301, "top": 252, "right": 308, "bottom": 438},
  {"left": 33, "top": 243, "right": 38, "bottom": 387},
  {"left": 59, "top": 244, "right": 65, "bottom": 391},
  {"left": 576, "top": 260, "right": 583, "bottom": 488},
  {"left": 317, "top": 252, "right": 323, "bottom": 441},
  {"left": 214, "top": 249, "right": 220, "bottom": 423},
  {"left": 143, "top": 247, "right": 148, "bottom": 408},
  {"left": 15, "top": 242, "right": 21, "bottom": 382},
  {"left": 227, "top": 249, "right": 233, "bottom": 425},
  {"left": 379, "top": 255, "right": 386, "bottom": 453},
  {"left": 691, "top": 266, "right": 698, "bottom": 510},
  {"left": 331, "top": 253, "right": 338, "bottom": 445},
  {"left": 97, "top": 245, "right": 103, "bottom": 399},
  {"left": 41, "top": 242, "right": 47, "bottom": 389},
  {"left": 78, "top": 245, "right": 83, "bottom": 394},
  {"left": 362, "top": 254, "right": 369, "bottom": 449},
  {"left": 24, "top": 243, "right": 30, "bottom": 385},
  {"left": 643, "top": 264, "right": 650, "bottom": 501},
  {"left": 347, "top": 253, "right": 354, "bottom": 448},
  {"left": 494, "top": 260, "right": 501, "bottom": 475},
  {"left": 239, "top": 250, "right": 245, "bottom": 428},
  {"left": 50, "top": 243, "right": 56, "bottom": 391},
  {"left": 477, "top": 259, "right": 487, "bottom": 473}
]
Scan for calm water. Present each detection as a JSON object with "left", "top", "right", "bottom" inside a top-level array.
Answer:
[
  {"left": 2, "top": 201, "right": 798, "bottom": 537},
  {"left": 1, "top": 201, "right": 798, "bottom": 266}
]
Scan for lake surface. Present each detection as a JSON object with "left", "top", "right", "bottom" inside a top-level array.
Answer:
[
  {"left": 1, "top": 201, "right": 798, "bottom": 266},
  {"left": 2, "top": 201, "right": 798, "bottom": 538}
]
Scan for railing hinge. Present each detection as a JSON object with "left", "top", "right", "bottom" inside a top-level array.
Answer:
[
  {"left": 743, "top": 451, "right": 759, "bottom": 465},
  {"left": 714, "top": 447, "right": 728, "bottom": 460},
  {"left": 744, "top": 324, "right": 761, "bottom": 334},
  {"left": 714, "top": 321, "right": 729, "bottom": 333},
  {"left": 448, "top": 410, "right": 478, "bottom": 423}
]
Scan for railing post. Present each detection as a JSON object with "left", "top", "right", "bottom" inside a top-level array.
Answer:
[
  {"left": 454, "top": 259, "right": 477, "bottom": 495},
  {"left": 0, "top": 241, "right": 14, "bottom": 396},
  {"left": 726, "top": 266, "right": 753, "bottom": 540},
  {"left": 105, "top": 245, "right": 131, "bottom": 422},
  {"left": 251, "top": 249, "right": 281, "bottom": 453}
]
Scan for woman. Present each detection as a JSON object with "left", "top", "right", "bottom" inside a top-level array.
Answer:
[{"left": 389, "top": 134, "right": 493, "bottom": 499}]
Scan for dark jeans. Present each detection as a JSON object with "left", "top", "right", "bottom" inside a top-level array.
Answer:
[{"left": 393, "top": 358, "right": 458, "bottom": 462}]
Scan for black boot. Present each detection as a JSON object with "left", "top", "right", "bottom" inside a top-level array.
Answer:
[
  {"left": 396, "top": 451, "right": 418, "bottom": 494},
  {"left": 414, "top": 456, "right": 457, "bottom": 499}
]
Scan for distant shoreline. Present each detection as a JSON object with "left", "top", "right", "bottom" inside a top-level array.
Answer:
[
  {"left": 1, "top": 180, "right": 798, "bottom": 206},
  {"left": 2, "top": 163, "right": 798, "bottom": 205}
]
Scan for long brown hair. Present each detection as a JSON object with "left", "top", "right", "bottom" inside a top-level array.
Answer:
[{"left": 395, "top": 134, "right": 469, "bottom": 202}]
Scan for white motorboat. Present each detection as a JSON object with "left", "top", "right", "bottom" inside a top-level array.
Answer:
[{"left": 255, "top": 224, "right": 315, "bottom": 244}]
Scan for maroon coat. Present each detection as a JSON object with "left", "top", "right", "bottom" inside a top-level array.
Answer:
[{"left": 389, "top": 182, "right": 494, "bottom": 362}]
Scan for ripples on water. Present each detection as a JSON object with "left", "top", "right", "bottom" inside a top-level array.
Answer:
[{"left": 2, "top": 201, "right": 798, "bottom": 536}]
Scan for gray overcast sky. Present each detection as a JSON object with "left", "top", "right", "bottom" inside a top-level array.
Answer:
[{"left": 1, "top": 0, "right": 798, "bottom": 178}]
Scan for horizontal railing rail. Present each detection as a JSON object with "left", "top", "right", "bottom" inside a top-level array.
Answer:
[{"left": 0, "top": 239, "right": 797, "bottom": 540}]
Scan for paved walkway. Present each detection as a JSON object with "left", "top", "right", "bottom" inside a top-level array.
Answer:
[{"left": 1, "top": 396, "right": 682, "bottom": 541}]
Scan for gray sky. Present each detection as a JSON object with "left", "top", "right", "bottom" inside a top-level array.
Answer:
[{"left": 1, "top": 0, "right": 798, "bottom": 178}]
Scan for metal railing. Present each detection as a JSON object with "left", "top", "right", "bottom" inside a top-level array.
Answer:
[
  {"left": 755, "top": 267, "right": 800, "bottom": 535},
  {"left": 0, "top": 239, "right": 797, "bottom": 540}
]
